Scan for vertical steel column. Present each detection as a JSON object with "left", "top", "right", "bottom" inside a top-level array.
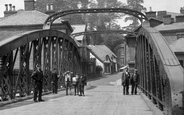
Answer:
[
  {"left": 43, "top": 37, "right": 51, "bottom": 91},
  {"left": 61, "top": 38, "right": 66, "bottom": 86},
  {"left": 0, "top": 57, "right": 3, "bottom": 99},
  {"left": 147, "top": 42, "right": 152, "bottom": 99},
  {"left": 33, "top": 39, "right": 42, "bottom": 70},
  {"left": 141, "top": 36, "right": 146, "bottom": 92}
]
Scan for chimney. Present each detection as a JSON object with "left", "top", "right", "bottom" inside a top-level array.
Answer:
[
  {"left": 45, "top": 3, "right": 55, "bottom": 15},
  {"left": 180, "top": 7, "right": 184, "bottom": 14},
  {"left": 9, "top": 4, "right": 12, "bottom": 11},
  {"left": 163, "top": 15, "right": 172, "bottom": 25},
  {"left": 157, "top": 11, "right": 167, "bottom": 20},
  {"left": 13, "top": 6, "right": 15, "bottom": 11},
  {"left": 46, "top": 3, "right": 49, "bottom": 11},
  {"left": 5, "top": 4, "right": 8, "bottom": 11},
  {"left": 176, "top": 15, "right": 184, "bottom": 23},
  {"left": 50, "top": 3, "right": 54, "bottom": 11},
  {"left": 145, "top": 11, "right": 156, "bottom": 19},
  {"left": 4, "top": 4, "right": 17, "bottom": 17},
  {"left": 24, "top": 0, "right": 35, "bottom": 11}
]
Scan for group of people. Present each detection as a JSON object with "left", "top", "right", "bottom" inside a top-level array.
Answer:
[
  {"left": 31, "top": 64, "right": 87, "bottom": 102},
  {"left": 121, "top": 68, "right": 139, "bottom": 95},
  {"left": 64, "top": 71, "right": 87, "bottom": 96}
]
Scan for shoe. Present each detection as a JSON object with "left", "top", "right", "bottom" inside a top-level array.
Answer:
[
  {"left": 34, "top": 100, "right": 38, "bottom": 102},
  {"left": 38, "top": 99, "right": 45, "bottom": 102}
]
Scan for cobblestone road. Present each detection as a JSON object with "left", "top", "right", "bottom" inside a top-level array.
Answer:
[{"left": 0, "top": 73, "right": 153, "bottom": 115}]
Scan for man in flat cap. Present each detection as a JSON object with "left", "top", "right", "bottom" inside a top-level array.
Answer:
[{"left": 31, "top": 64, "right": 44, "bottom": 102}]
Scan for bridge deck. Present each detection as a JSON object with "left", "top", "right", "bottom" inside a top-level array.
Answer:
[{"left": 0, "top": 73, "right": 158, "bottom": 115}]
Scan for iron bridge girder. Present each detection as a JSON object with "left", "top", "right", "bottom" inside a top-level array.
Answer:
[
  {"left": 43, "top": 8, "right": 148, "bottom": 29},
  {"left": 71, "top": 30, "right": 137, "bottom": 38}
]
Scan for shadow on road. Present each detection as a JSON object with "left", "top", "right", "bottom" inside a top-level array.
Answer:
[
  {"left": 0, "top": 93, "right": 66, "bottom": 110},
  {"left": 86, "top": 85, "right": 97, "bottom": 90}
]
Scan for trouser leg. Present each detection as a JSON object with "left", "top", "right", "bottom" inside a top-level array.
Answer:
[
  {"left": 81, "top": 86, "right": 84, "bottom": 95},
  {"left": 74, "top": 85, "right": 77, "bottom": 95},
  {"left": 131, "top": 84, "right": 135, "bottom": 94},
  {"left": 126, "top": 85, "right": 129, "bottom": 95},
  {"left": 38, "top": 83, "right": 43, "bottom": 100},
  {"left": 34, "top": 86, "right": 38, "bottom": 101},
  {"left": 123, "top": 86, "right": 125, "bottom": 95},
  {"left": 55, "top": 82, "right": 58, "bottom": 94},
  {"left": 66, "top": 85, "right": 68, "bottom": 95},
  {"left": 135, "top": 84, "right": 138, "bottom": 94},
  {"left": 52, "top": 83, "right": 54, "bottom": 94}
]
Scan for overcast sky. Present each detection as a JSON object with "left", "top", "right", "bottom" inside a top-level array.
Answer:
[{"left": 0, "top": 0, "right": 183, "bottom": 26}]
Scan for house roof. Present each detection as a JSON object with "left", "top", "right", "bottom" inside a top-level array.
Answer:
[
  {"left": 149, "top": 17, "right": 163, "bottom": 22},
  {"left": 71, "top": 25, "right": 86, "bottom": 41},
  {"left": 170, "top": 38, "right": 184, "bottom": 52},
  {"left": 0, "top": 10, "right": 61, "bottom": 26},
  {"left": 167, "top": 12, "right": 183, "bottom": 21},
  {"left": 88, "top": 45, "right": 117, "bottom": 63},
  {"left": 155, "top": 22, "right": 184, "bottom": 31},
  {"left": 0, "top": 30, "right": 29, "bottom": 42}
]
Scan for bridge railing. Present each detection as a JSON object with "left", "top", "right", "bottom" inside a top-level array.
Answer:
[
  {"left": 136, "top": 25, "right": 184, "bottom": 115},
  {"left": 0, "top": 29, "right": 81, "bottom": 101}
]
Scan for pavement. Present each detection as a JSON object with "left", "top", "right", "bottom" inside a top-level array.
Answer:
[{"left": 0, "top": 72, "right": 163, "bottom": 115}]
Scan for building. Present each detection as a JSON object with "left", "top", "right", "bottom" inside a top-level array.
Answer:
[
  {"left": 88, "top": 45, "right": 117, "bottom": 74},
  {"left": 145, "top": 6, "right": 184, "bottom": 67},
  {"left": 0, "top": 0, "right": 73, "bottom": 70},
  {"left": 170, "top": 38, "right": 184, "bottom": 67},
  {"left": 113, "top": 43, "right": 128, "bottom": 68}
]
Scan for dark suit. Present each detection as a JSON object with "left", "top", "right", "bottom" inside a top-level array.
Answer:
[
  {"left": 121, "top": 71, "right": 130, "bottom": 95},
  {"left": 31, "top": 69, "right": 44, "bottom": 101},
  {"left": 52, "top": 70, "right": 58, "bottom": 94},
  {"left": 79, "top": 76, "right": 87, "bottom": 96},
  {"left": 130, "top": 73, "right": 139, "bottom": 95}
]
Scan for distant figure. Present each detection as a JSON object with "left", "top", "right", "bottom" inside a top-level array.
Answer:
[
  {"left": 79, "top": 74, "right": 87, "bottom": 96},
  {"left": 64, "top": 71, "right": 71, "bottom": 95},
  {"left": 121, "top": 68, "right": 130, "bottom": 95},
  {"left": 130, "top": 69, "right": 139, "bottom": 95},
  {"left": 31, "top": 64, "right": 44, "bottom": 102},
  {"left": 51, "top": 68, "right": 59, "bottom": 94},
  {"left": 72, "top": 74, "right": 78, "bottom": 96}
]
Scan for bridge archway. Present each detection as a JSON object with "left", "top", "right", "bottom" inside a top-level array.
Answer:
[
  {"left": 43, "top": 8, "right": 148, "bottom": 29},
  {"left": 0, "top": 29, "right": 81, "bottom": 99},
  {"left": 135, "top": 26, "right": 184, "bottom": 115}
]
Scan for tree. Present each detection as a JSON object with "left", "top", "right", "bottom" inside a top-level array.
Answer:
[
  {"left": 85, "top": 0, "right": 126, "bottom": 45},
  {"left": 101, "top": 34, "right": 125, "bottom": 51},
  {"left": 124, "top": 0, "right": 146, "bottom": 30}
]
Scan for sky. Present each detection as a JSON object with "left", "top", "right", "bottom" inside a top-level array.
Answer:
[{"left": 0, "top": 0, "right": 183, "bottom": 26}]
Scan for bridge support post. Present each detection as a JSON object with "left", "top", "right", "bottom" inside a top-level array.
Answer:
[{"left": 0, "top": 57, "right": 3, "bottom": 99}]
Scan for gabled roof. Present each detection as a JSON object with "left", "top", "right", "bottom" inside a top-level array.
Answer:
[
  {"left": 88, "top": 45, "right": 117, "bottom": 63},
  {"left": 0, "top": 10, "right": 61, "bottom": 26},
  {"left": 170, "top": 38, "right": 184, "bottom": 52},
  {"left": 155, "top": 22, "right": 184, "bottom": 31},
  {"left": 149, "top": 17, "right": 163, "bottom": 22},
  {"left": 71, "top": 25, "right": 86, "bottom": 41}
]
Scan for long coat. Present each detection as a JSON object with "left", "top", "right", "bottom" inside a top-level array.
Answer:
[
  {"left": 31, "top": 69, "right": 44, "bottom": 84},
  {"left": 121, "top": 71, "right": 130, "bottom": 86}
]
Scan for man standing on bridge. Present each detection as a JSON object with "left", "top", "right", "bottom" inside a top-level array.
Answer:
[
  {"left": 51, "top": 68, "right": 59, "bottom": 94},
  {"left": 130, "top": 69, "right": 139, "bottom": 95},
  {"left": 31, "top": 64, "right": 44, "bottom": 102},
  {"left": 121, "top": 68, "right": 130, "bottom": 95}
]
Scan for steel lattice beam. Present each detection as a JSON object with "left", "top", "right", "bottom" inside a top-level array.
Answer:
[
  {"left": 71, "top": 30, "right": 137, "bottom": 38},
  {"left": 43, "top": 8, "right": 148, "bottom": 29}
]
